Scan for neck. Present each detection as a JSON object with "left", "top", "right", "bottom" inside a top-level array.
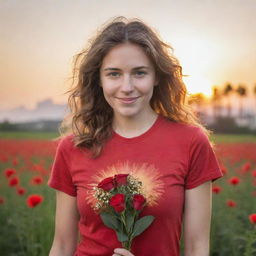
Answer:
[{"left": 112, "top": 110, "right": 158, "bottom": 138}]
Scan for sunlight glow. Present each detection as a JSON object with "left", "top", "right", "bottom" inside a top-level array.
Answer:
[{"left": 183, "top": 74, "right": 213, "bottom": 97}]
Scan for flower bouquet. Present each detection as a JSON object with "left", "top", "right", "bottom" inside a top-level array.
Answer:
[{"left": 92, "top": 173, "right": 155, "bottom": 251}]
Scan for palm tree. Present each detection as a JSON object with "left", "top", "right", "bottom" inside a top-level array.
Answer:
[
  {"left": 223, "top": 83, "right": 233, "bottom": 117},
  {"left": 211, "top": 86, "right": 221, "bottom": 118},
  {"left": 236, "top": 84, "right": 247, "bottom": 117}
]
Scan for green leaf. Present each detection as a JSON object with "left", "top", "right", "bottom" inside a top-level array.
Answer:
[
  {"left": 131, "top": 215, "right": 155, "bottom": 238},
  {"left": 116, "top": 230, "right": 129, "bottom": 242},
  {"left": 100, "top": 212, "right": 119, "bottom": 231}
]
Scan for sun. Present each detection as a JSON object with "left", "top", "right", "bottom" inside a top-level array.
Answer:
[{"left": 183, "top": 74, "right": 213, "bottom": 97}]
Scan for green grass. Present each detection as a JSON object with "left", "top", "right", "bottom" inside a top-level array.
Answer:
[
  {"left": 0, "top": 131, "right": 256, "bottom": 143},
  {"left": 0, "top": 131, "right": 59, "bottom": 140},
  {"left": 210, "top": 134, "right": 256, "bottom": 143}
]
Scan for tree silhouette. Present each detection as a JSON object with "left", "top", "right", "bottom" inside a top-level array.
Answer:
[
  {"left": 223, "top": 83, "right": 233, "bottom": 117},
  {"left": 212, "top": 86, "right": 221, "bottom": 118},
  {"left": 188, "top": 93, "right": 206, "bottom": 118},
  {"left": 236, "top": 84, "right": 247, "bottom": 117}
]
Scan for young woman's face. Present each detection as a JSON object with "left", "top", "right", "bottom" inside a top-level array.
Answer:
[{"left": 99, "top": 43, "right": 158, "bottom": 120}]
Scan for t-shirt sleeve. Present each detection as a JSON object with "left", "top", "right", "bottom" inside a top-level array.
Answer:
[
  {"left": 185, "top": 127, "right": 223, "bottom": 189},
  {"left": 48, "top": 136, "right": 77, "bottom": 196}
]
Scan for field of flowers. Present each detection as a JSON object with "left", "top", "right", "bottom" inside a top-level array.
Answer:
[{"left": 0, "top": 134, "right": 255, "bottom": 256}]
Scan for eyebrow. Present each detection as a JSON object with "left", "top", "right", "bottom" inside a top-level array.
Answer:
[{"left": 103, "top": 66, "right": 150, "bottom": 71}]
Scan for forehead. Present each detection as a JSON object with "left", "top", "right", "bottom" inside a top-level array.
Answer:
[{"left": 101, "top": 43, "right": 153, "bottom": 69}]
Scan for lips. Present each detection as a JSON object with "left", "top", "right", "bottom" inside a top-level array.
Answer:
[{"left": 117, "top": 96, "right": 140, "bottom": 104}]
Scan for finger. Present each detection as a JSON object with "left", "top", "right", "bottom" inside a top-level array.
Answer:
[{"left": 114, "top": 248, "right": 134, "bottom": 256}]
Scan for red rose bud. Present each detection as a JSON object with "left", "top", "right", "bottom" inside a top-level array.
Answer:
[
  {"left": 249, "top": 213, "right": 256, "bottom": 224},
  {"left": 26, "top": 194, "right": 44, "bottom": 208},
  {"left": 98, "top": 177, "right": 115, "bottom": 191},
  {"left": 133, "top": 194, "right": 146, "bottom": 211},
  {"left": 115, "top": 174, "right": 129, "bottom": 186},
  {"left": 109, "top": 193, "right": 126, "bottom": 212}
]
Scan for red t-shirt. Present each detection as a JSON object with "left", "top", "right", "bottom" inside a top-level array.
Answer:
[{"left": 48, "top": 114, "right": 223, "bottom": 256}]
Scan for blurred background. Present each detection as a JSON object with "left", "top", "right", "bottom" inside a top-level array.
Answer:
[
  {"left": 0, "top": 0, "right": 255, "bottom": 134},
  {"left": 0, "top": 1, "right": 256, "bottom": 256}
]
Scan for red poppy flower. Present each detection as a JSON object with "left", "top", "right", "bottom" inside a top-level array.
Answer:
[
  {"left": 109, "top": 193, "right": 126, "bottom": 213},
  {"left": 115, "top": 174, "right": 129, "bottom": 186},
  {"left": 8, "top": 176, "right": 19, "bottom": 187},
  {"left": 212, "top": 186, "right": 222, "bottom": 194},
  {"left": 97, "top": 177, "right": 115, "bottom": 191},
  {"left": 226, "top": 200, "right": 237, "bottom": 207},
  {"left": 132, "top": 194, "right": 146, "bottom": 211},
  {"left": 0, "top": 196, "right": 4, "bottom": 204},
  {"left": 16, "top": 187, "right": 26, "bottom": 196},
  {"left": 31, "top": 176, "right": 43, "bottom": 185},
  {"left": 228, "top": 176, "right": 240, "bottom": 186},
  {"left": 26, "top": 194, "right": 44, "bottom": 208},
  {"left": 12, "top": 158, "right": 18, "bottom": 166},
  {"left": 221, "top": 166, "right": 228, "bottom": 175},
  {"left": 249, "top": 213, "right": 256, "bottom": 224},
  {"left": 4, "top": 168, "right": 16, "bottom": 178},
  {"left": 242, "top": 162, "right": 251, "bottom": 173},
  {"left": 252, "top": 170, "right": 256, "bottom": 178}
]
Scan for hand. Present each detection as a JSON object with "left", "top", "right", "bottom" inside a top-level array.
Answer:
[{"left": 113, "top": 248, "right": 135, "bottom": 256}]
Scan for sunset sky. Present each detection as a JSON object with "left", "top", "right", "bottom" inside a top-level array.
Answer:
[{"left": 1, "top": 0, "right": 256, "bottom": 110}]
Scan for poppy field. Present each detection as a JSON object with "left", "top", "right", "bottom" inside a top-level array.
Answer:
[{"left": 0, "top": 133, "right": 256, "bottom": 256}]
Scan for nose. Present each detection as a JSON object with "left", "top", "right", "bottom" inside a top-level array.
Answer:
[{"left": 120, "top": 75, "right": 134, "bottom": 93}]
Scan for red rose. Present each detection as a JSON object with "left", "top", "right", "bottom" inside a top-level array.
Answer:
[
  {"left": 226, "top": 200, "right": 236, "bottom": 207},
  {"left": 212, "top": 186, "right": 222, "bottom": 194},
  {"left": 115, "top": 174, "right": 129, "bottom": 186},
  {"left": 109, "top": 193, "right": 126, "bottom": 212},
  {"left": 98, "top": 177, "right": 115, "bottom": 191},
  {"left": 249, "top": 213, "right": 256, "bottom": 224},
  {"left": 133, "top": 194, "right": 146, "bottom": 211},
  {"left": 26, "top": 194, "right": 44, "bottom": 208},
  {"left": 228, "top": 176, "right": 240, "bottom": 186}
]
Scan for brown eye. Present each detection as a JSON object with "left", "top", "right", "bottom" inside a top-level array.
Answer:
[
  {"left": 107, "top": 72, "right": 120, "bottom": 77},
  {"left": 135, "top": 71, "right": 147, "bottom": 77}
]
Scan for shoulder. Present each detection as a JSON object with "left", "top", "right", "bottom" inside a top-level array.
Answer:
[
  {"left": 161, "top": 116, "right": 205, "bottom": 141},
  {"left": 53, "top": 134, "right": 76, "bottom": 153}
]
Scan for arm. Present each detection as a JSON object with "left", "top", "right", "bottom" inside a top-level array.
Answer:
[
  {"left": 49, "top": 191, "right": 80, "bottom": 256},
  {"left": 183, "top": 181, "right": 212, "bottom": 256}
]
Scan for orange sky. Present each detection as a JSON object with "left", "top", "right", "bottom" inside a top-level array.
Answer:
[{"left": 1, "top": 0, "right": 256, "bottom": 110}]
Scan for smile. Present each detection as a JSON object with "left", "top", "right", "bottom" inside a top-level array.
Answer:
[{"left": 116, "top": 97, "right": 140, "bottom": 104}]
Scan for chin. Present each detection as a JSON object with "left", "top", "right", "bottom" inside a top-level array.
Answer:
[{"left": 115, "top": 110, "right": 140, "bottom": 118}]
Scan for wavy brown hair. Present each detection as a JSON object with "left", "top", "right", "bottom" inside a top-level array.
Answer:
[{"left": 59, "top": 16, "right": 211, "bottom": 158}]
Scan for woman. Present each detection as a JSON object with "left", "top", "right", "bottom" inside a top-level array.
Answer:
[{"left": 48, "top": 16, "right": 223, "bottom": 256}]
